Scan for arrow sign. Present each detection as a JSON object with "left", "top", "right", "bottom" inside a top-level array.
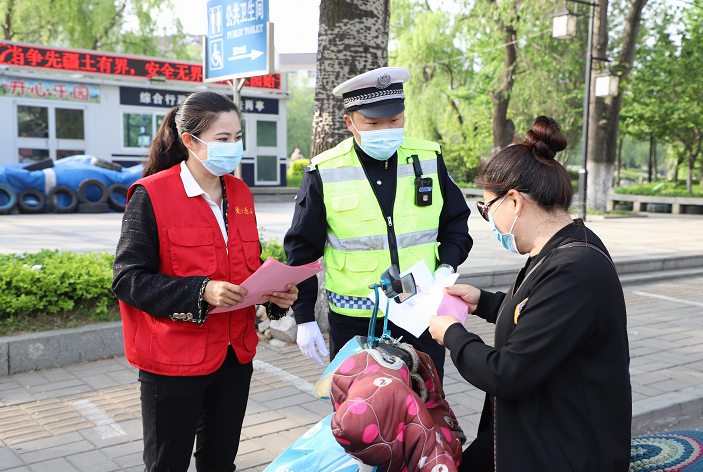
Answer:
[{"left": 228, "top": 49, "right": 264, "bottom": 62}]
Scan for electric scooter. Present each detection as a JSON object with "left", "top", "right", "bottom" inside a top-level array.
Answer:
[{"left": 263, "top": 265, "right": 417, "bottom": 472}]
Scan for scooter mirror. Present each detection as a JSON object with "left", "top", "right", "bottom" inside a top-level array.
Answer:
[{"left": 380, "top": 264, "right": 417, "bottom": 304}]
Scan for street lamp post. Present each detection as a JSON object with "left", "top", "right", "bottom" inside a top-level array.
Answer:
[
  {"left": 579, "top": 1, "right": 595, "bottom": 221},
  {"left": 552, "top": 0, "right": 598, "bottom": 220}
]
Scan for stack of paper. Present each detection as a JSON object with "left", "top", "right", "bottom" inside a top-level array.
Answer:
[
  {"left": 366, "top": 261, "right": 462, "bottom": 337},
  {"left": 209, "top": 258, "right": 324, "bottom": 313}
]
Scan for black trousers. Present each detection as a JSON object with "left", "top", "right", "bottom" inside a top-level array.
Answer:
[
  {"left": 328, "top": 309, "right": 446, "bottom": 381},
  {"left": 139, "top": 346, "right": 253, "bottom": 472},
  {"left": 460, "top": 428, "right": 494, "bottom": 472}
]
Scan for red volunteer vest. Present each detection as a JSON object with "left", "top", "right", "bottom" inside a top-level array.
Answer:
[{"left": 119, "top": 164, "right": 261, "bottom": 376}]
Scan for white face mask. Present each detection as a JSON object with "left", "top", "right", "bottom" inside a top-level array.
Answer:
[
  {"left": 350, "top": 118, "right": 404, "bottom": 161},
  {"left": 189, "top": 135, "right": 243, "bottom": 176}
]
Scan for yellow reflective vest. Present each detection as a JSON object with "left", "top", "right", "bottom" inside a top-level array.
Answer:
[{"left": 311, "top": 137, "right": 444, "bottom": 317}]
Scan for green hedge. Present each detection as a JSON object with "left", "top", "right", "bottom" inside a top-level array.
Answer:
[
  {"left": 260, "top": 238, "right": 286, "bottom": 264},
  {"left": 614, "top": 181, "right": 703, "bottom": 198},
  {"left": 0, "top": 250, "right": 117, "bottom": 321},
  {"left": 288, "top": 158, "right": 310, "bottom": 177}
]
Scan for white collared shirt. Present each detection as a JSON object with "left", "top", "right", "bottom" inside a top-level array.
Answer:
[{"left": 180, "top": 161, "right": 228, "bottom": 249}]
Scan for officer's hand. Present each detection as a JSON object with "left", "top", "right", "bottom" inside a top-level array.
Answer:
[
  {"left": 264, "top": 284, "right": 298, "bottom": 310},
  {"left": 433, "top": 266, "right": 454, "bottom": 283},
  {"left": 204, "top": 281, "right": 248, "bottom": 308},
  {"left": 296, "top": 321, "right": 328, "bottom": 366},
  {"left": 445, "top": 284, "right": 481, "bottom": 314},
  {"left": 429, "top": 315, "right": 461, "bottom": 346}
]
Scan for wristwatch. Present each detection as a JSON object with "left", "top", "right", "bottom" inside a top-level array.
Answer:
[{"left": 436, "top": 264, "right": 456, "bottom": 274}]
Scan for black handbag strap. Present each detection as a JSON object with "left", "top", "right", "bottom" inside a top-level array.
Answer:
[{"left": 557, "top": 241, "right": 616, "bottom": 271}]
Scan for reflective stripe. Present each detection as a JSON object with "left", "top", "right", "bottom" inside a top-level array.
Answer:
[
  {"left": 396, "top": 228, "right": 438, "bottom": 250},
  {"left": 319, "top": 167, "right": 366, "bottom": 183},
  {"left": 319, "top": 159, "right": 438, "bottom": 184},
  {"left": 326, "top": 233, "right": 388, "bottom": 251},
  {"left": 326, "top": 228, "right": 438, "bottom": 252},
  {"left": 397, "top": 160, "right": 438, "bottom": 179}
]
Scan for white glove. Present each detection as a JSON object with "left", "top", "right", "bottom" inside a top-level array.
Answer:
[
  {"left": 296, "top": 321, "right": 329, "bottom": 366},
  {"left": 434, "top": 266, "right": 454, "bottom": 283}
]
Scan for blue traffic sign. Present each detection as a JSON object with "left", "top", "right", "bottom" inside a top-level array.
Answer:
[{"left": 204, "top": 0, "right": 272, "bottom": 82}]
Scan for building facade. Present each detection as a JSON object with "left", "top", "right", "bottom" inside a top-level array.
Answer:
[{"left": 0, "top": 40, "right": 289, "bottom": 187}]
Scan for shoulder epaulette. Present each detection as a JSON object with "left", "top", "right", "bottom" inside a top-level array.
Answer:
[
  {"left": 310, "top": 138, "right": 354, "bottom": 167},
  {"left": 401, "top": 137, "right": 441, "bottom": 154}
]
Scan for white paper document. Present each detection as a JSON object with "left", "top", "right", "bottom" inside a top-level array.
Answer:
[{"left": 366, "top": 261, "right": 460, "bottom": 337}]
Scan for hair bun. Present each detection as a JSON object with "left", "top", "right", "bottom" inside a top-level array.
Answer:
[{"left": 524, "top": 116, "right": 567, "bottom": 160}]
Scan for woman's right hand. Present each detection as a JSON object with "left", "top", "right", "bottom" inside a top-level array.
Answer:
[
  {"left": 204, "top": 280, "right": 248, "bottom": 308},
  {"left": 445, "top": 284, "right": 481, "bottom": 313}
]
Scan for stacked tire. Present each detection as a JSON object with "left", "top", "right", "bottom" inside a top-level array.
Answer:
[
  {"left": 47, "top": 186, "right": 78, "bottom": 213},
  {"left": 18, "top": 189, "right": 46, "bottom": 214},
  {"left": 0, "top": 183, "right": 18, "bottom": 214},
  {"left": 1, "top": 179, "right": 128, "bottom": 215},
  {"left": 77, "top": 179, "right": 109, "bottom": 213}
]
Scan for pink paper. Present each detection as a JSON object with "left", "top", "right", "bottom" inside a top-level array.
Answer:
[
  {"left": 437, "top": 292, "right": 469, "bottom": 325},
  {"left": 209, "top": 258, "right": 324, "bottom": 313}
]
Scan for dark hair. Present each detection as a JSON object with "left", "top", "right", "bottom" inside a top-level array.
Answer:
[
  {"left": 143, "top": 91, "right": 242, "bottom": 177},
  {"left": 475, "top": 116, "right": 572, "bottom": 212}
]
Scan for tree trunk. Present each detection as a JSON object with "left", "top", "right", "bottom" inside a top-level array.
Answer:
[
  {"left": 309, "top": 0, "right": 391, "bottom": 158},
  {"left": 490, "top": 24, "right": 518, "bottom": 151},
  {"left": 647, "top": 135, "right": 653, "bottom": 182},
  {"left": 586, "top": 0, "right": 648, "bottom": 210},
  {"left": 652, "top": 138, "right": 658, "bottom": 180},
  {"left": 616, "top": 137, "right": 623, "bottom": 187},
  {"left": 687, "top": 155, "right": 694, "bottom": 194}
]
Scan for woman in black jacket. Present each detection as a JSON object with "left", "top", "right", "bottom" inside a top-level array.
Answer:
[{"left": 429, "top": 116, "right": 631, "bottom": 472}]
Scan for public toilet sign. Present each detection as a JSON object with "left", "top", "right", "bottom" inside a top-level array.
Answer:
[{"left": 204, "top": 0, "right": 274, "bottom": 83}]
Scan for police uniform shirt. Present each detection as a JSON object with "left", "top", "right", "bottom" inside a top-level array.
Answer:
[{"left": 283, "top": 141, "right": 473, "bottom": 325}]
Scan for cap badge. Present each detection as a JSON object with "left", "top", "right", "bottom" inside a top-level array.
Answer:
[{"left": 376, "top": 73, "right": 392, "bottom": 89}]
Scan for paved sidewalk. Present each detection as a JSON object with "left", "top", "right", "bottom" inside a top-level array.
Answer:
[
  {"left": 2, "top": 202, "right": 702, "bottom": 276},
  {"left": 1, "top": 275, "right": 703, "bottom": 471}
]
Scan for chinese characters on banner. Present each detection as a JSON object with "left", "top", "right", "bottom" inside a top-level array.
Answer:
[
  {"left": 0, "top": 42, "right": 202, "bottom": 83},
  {"left": 0, "top": 40, "right": 281, "bottom": 90},
  {"left": 121, "top": 87, "right": 279, "bottom": 115},
  {"left": 0, "top": 77, "right": 100, "bottom": 102},
  {"left": 240, "top": 96, "right": 278, "bottom": 114},
  {"left": 120, "top": 87, "right": 189, "bottom": 108}
]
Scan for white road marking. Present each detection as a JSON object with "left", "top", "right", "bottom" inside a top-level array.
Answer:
[
  {"left": 253, "top": 360, "right": 317, "bottom": 396},
  {"left": 632, "top": 291, "right": 703, "bottom": 308},
  {"left": 70, "top": 399, "right": 128, "bottom": 439}
]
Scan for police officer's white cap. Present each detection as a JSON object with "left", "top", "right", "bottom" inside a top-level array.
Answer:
[{"left": 333, "top": 67, "right": 411, "bottom": 119}]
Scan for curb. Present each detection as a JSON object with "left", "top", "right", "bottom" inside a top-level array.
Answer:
[
  {"left": 631, "top": 383, "right": 703, "bottom": 435},
  {"left": 458, "top": 253, "right": 703, "bottom": 288},
  {"left": 0, "top": 322, "right": 124, "bottom": 376}
]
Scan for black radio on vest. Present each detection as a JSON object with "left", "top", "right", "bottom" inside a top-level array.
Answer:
[{"left": 410, "top": 154, "right": 433, "bottom": 207}]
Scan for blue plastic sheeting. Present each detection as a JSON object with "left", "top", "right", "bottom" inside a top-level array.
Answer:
[{"left": 0, "top": 156, "right": 143, "bottom": 205}]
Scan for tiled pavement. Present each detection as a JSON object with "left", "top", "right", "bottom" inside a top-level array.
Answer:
[{"left": 2, "top": 275, "right": 703, "bottom": 471}]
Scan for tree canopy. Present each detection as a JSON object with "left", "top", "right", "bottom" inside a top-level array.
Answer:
[{"left": 0, "top": 0, "right": 198, "bottom": 60}]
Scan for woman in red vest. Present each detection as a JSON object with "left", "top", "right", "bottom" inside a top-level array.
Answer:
[{"left": 112, "top": 91, "right": 297, "bottom": 472}]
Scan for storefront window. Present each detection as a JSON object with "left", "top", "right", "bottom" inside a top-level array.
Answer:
[
  {"left": 56, "top": 109, "right": 85, "bottom": 140},
  {"left": 257, "top": 121, "right": 277, "bottom": 147},
  {"left": 19, "top": 148, "right": 49, "bottom": 163},
  {"left": 156, "top": 115, "right": 165, "bottom": 132},
  {"left": 124, "top": 113, "right": 153, "bottom": 148},
  {"left": 18, "top": 106, "right": 49, "bottom": 138},
  {"left": 57, "top": 150, "right": 84, "bottom": 160},
  {"left": 256, "top": 155, "right": 277, "bottom": 183}
]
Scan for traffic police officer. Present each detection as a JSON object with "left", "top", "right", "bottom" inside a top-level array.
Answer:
[{"left": 284, "top": 67, "right": 472, "bottom": 380}]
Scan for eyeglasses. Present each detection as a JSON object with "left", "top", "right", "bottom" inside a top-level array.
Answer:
[{"left": 476, "top": 190, "right": 529, "bottom": 221}]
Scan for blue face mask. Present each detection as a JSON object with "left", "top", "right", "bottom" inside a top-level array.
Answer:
[
  {"left": 488, "top": 195, "right": 522, "bottom": 254},
  {"left": 190, "top": 135, "right": 243, "bottom": 176},
  {"left": 351, "top": 119, "right": 404, "bottom": 161}
]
